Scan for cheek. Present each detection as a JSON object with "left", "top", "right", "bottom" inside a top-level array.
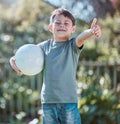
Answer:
[
  {"left": 71, "top": 27, "right": 76, "bottom": 33},
  {"left": 68, "top": 27, "right": 74, "bottom": 33},
  {"left": 50, "top": 26, "right": 56, "bottom": 33}
]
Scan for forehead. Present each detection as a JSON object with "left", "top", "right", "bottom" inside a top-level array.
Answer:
[{"left": 53, "top": 14, "right": 72, "bottom": 22}]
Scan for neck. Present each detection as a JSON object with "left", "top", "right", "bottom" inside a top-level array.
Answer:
[{"left": 53, "top": 37, "right": 69, "bottom": 42}]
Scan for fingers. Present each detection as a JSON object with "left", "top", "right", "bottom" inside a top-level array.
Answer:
[
  {"left": 9, "top": 57, "right": 15, "bottom": 66},
  {"left": 94, "top": 25, "right": 101, "bottom": 38},
  {"left": 9, "top": 57, "right": 23, "bottom": 75},
  {"left": 91, "top": 18, "right": 102, "bottom": 38},
  {"left": 12, "top": 59, "right": 22, "bottom": 74},
  {"left": 91, "top": 18, "right": 97, "bottom": 28}
]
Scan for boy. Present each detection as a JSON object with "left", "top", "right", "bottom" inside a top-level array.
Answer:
[{"left": 10, "top": 8, "right": 101, "bottom": 124}]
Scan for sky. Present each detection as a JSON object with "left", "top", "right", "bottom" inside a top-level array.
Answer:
[{"left": 0, "top": 0, "right": 17, "bottom": 6}]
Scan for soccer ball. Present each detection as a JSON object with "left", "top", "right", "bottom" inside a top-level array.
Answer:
[{"left": 15, "top": 44, "right": 44, "bottom": 76}]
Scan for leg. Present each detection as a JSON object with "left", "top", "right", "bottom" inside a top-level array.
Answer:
[
  {"left": 59, "top": 103, "right": 81, "bottom": 124},
  {"left": 42, "top": 104, "right": 60, "bottom": 124}
]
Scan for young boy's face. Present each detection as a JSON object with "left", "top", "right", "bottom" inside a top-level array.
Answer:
[{"left": 48, "top": 14, "right": 76, "bottom": 41}]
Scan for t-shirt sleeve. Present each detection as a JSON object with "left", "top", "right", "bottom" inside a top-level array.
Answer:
[{"left": 37, "top": 42, "right": 44, "bottom": 50}]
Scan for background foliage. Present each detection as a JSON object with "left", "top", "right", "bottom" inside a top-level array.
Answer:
[{"left": 0, "top": 0, "right": 120, "bottom": 123}]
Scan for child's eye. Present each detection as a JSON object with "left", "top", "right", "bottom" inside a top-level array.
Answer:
[
  {"left": 55, "top": 22, "right": 61, "bottom": 25},
  {"left": 64, "top": 23, "right": 69, "bottom": 26}
]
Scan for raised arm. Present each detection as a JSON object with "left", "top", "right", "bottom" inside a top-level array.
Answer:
[{"left": 76, "top": 18, "right": 102, "bottom": 48}]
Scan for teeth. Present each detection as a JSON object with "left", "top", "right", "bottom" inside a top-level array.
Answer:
[{"left": 58, "top": 30, "right": 65, "bottom": 31}]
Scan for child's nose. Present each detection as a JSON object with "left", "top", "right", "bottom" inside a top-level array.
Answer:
[{"left": 60, "top": 23, "right": 65, "bottom": 27}]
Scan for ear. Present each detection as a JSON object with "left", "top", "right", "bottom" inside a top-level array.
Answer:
[
  {"left": 71, "top": 25, "right": 76, "bottom": 33},
  {"left": 48, "top": 24, "right": 53, "bottom": 32}
]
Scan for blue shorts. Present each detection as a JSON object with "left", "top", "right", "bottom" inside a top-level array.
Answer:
[{"left": 42, "top": 103, "right": 81, "bottom": 124}]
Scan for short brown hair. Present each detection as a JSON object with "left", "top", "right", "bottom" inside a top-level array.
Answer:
[{"left": 50, "top": 8, "right": 75, "bottom": 25}]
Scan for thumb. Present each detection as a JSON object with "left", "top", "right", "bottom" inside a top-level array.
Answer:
[{"left": 91, "top": 18, "right": 97, "bottom": 28}]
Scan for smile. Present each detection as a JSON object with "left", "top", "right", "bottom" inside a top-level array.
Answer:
[{"left": 57, "top": 29, "right": 66, "bottom": 32}]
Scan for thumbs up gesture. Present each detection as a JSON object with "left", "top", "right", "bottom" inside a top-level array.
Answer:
[{"left": 91, "top": 18, "right": 102, "bottom": 38}]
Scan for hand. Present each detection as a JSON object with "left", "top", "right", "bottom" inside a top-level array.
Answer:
[
  {"left": 9, "top": 57, "right": 23, "bottom": 75},
  {"left": 91, "top": 18, "right": 102, "bottom": 38}
]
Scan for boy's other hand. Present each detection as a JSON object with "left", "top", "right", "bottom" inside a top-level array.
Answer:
[
  {"left": 91, "top": 18, "right": 102, "bottom": 38},
  {"left": 9, "top": 57, "right": 23, "bottom": 75}
]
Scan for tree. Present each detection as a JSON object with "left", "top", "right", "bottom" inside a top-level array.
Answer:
[
  {"left": 0, "top": 0, "right": 120, "bottom": 123},
  {"left": 0, "top": 0, "right": 54, "bottom": 122},
  {"left": 44, "top": 0, "right": 116, "bottom": 22}
]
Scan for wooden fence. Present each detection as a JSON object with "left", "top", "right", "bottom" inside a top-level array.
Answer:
[
  {"left": 78, "top": 61, "right": 120, "bottom": 91},
  {"left": 0, "top": 59, "right": 120, "bottom": 123}
]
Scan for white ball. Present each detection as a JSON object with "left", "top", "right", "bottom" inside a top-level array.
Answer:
[{"left": 15, "top": 44, "right": 44, "bottom": 76}]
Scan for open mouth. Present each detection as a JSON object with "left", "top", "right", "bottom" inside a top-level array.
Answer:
[{"left": 57, "top": 29, "right": 66, "bottom": 32}]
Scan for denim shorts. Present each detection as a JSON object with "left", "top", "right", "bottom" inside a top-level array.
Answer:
[{"left": 42, "top": 103, "right": 81, "bottom": 124}]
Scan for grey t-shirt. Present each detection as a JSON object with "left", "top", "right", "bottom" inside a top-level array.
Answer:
[{"left": 38, "top": 38, "right": 83, "bottom": 103}]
